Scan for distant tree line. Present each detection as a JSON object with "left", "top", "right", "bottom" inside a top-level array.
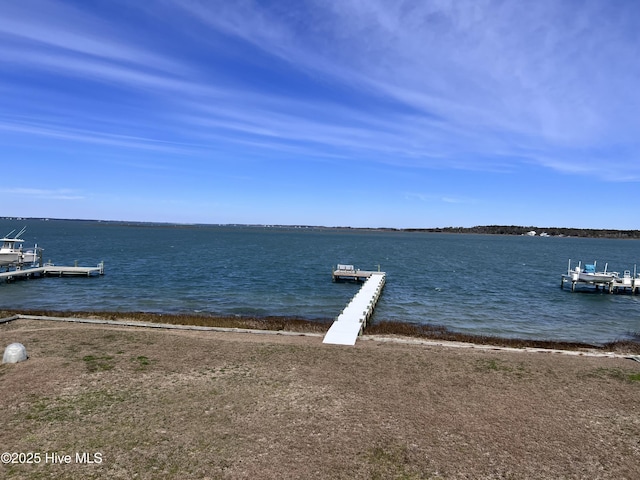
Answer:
[
  {"left": 3, "top": 217, "right": 639, "bottom": 239},
  {"left": 404, "top": 225, "right": 640, "bottom": 239}
]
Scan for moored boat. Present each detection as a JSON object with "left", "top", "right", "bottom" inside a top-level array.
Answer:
[
  {"left": 0, "top": 227, "right": 41, "bottom": 268},
  {"left": 571, "top": 261, "right": 618, "bottom": 283}
]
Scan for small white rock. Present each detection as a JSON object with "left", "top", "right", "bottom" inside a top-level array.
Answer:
[{"left": 3, "top": 343, "right": 28, "bottom": 363}]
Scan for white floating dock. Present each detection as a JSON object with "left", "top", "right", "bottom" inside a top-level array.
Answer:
[
  {"left": 332, "top": 264, "right": 382, "bottom": 282},
  {"left": 323, "top": 270, "right": 386, "bottom": 345},
  {"left": 611, "top": 270, "right": 640, "bottom": 294},
  {"left": 0, "top": 262, "right": 104, "bottom": 282}
]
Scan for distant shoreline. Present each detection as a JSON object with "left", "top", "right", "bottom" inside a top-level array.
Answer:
[{"left": 3, "top": 217, "right": 640, "bottom": 239}]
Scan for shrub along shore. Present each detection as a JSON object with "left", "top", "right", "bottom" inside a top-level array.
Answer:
[{"left": 3, "top": 309, "right": 639, "bottom": 354}]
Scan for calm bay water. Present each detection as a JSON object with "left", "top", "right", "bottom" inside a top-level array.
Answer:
[{"left": 1, "top": 219, "right": 639, "bottom": 344}]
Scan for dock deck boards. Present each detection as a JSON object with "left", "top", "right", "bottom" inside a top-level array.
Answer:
[
  {"left": 0, "top": 262, "right": 104, "bottom": 282},
  {"left": 323, "top": 271, "right": 386, "bottom": 345},
  {"left": 332, "top": 264, "right": 382, "bottom": 283}
]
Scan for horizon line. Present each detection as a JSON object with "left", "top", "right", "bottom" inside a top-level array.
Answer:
[{"left": 2, "top": 216, "right": 639, "bottom": 233}]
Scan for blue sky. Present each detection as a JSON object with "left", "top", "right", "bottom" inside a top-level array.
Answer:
[{"left": 1, "top": 0, "right": 639, "bottom": 228}]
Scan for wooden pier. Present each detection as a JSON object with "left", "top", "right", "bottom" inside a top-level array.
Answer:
[
  {"left": 324, "top": 267, "right": 386, "bottom": 345},
  {"left": 0, "top": 261, "right": 104, "bottom": 283}
]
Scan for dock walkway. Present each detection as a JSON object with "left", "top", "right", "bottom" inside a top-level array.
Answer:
[
  {"left": 323, "top": 268, "right": 386, "bottom": 345},
  {"left": 0, "top": 262, "right": 104, "bottom": 283}
]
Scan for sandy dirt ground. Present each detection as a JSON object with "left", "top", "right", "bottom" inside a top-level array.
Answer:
[{"left": 1, "top": 318, "right": 639, "bottom": 479}]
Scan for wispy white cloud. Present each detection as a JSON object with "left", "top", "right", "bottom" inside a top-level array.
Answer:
[
  {"left": 169, "top": 0, "right": 640, "bottom": 179},
  {"left": 1, "top": 187, "right": 85, "bottom": 201},
  {"left": 0, "top": 120, "right": 200, "bottom": 154},
  {"left": 0, "top": 44, "right": 215, "bottom": 98},
  {"left": 0, "top": 0, "right": 182, "bottom": 73},
  {"left": 440, "top": 196, "right": 475, "bottom": 205},
  {"left": 1, "top": 0, "right": 639, "bottom": 190},
  {"left": 405, "top": 192, "right": 477, "bottom": 205},
  {"left": 317, "top": 0, "right": 640, "bottom": 137}
]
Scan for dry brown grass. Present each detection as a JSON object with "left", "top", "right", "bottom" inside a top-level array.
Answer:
[{"left": 1, "top": 317, "right": 639, "bottom": 479}]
